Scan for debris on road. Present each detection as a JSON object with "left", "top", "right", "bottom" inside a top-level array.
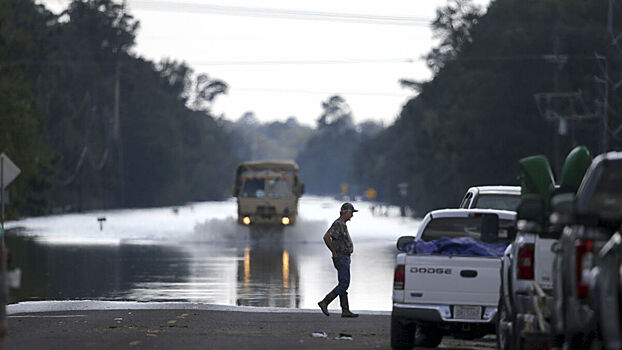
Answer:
[{"left": 334, "top": 333, "right": 353, "bottom": 340}]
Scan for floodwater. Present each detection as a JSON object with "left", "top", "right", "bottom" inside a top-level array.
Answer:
[{"left": 4, "top": 196, "right": 421, "bottom": 311}]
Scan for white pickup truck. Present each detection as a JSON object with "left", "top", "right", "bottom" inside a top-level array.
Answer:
[
  {"left": 391, "top": 208, "right": 516, "bottom": 349},
  {"left": 459, "top": 185, "right": 521, "bottom": 211}
]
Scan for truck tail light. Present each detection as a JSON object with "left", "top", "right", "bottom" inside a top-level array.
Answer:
[
  {"left": 517, "top": 243, "right": 535, "bottom": 280},
  {"left": 576, "top": 240, "right": 594, "bottom": 299},
  {"left": 394, "top": 264, "right": 405, "bottom": 290}
]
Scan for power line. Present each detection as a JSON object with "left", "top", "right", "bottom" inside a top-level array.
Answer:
[
  {"left": 4, "top": 52, "right": 611, "bottom": 68},
  {"left": 231, "top": 87, "right": 409, "bottom": 97},
  {"left": 129, "top": 1, "right": 432, "bottom": 26},
  {"left": 188, "top": 58, "right": 418, "bottom": 66},
  {"left": 0, "top": 57, "right": 420, "bottom": 67}
]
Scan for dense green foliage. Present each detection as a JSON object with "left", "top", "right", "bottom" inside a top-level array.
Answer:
[
  {"left": 225, "top": 112, "right": 314, "bottom": 162},
  {"left": 297, "top": 95, "right": 382, "bottom": 195},
  {"left": 354, "top": 0, "right": 622, "bottom": 215},
  {"left": 0, "top": 1, "right": 54, "bottom": 218},
  {"left": 1, "top": 0, "right": 237, "bottom": 217}
]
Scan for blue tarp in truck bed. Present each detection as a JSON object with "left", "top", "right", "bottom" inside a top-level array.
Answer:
[{"left": 406, "top": 237, "right": 507, "bottom": 257}]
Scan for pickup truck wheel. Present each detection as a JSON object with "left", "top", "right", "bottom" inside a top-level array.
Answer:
[
  {"left": 390, "top": 315, "right": 415, "bottom": 349},
  {"left": 496, "top": 295, "right": 512, "bottom": 350},
  {"left": 414, "top": 324, "right": 443, "bottom": 348}
]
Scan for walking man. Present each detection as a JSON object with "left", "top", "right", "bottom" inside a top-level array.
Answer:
[{"left": 318, "top": 202, "right": 359, "bottom": 318}]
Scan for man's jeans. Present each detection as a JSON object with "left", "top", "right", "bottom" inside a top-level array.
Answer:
[{"left": 331, "top": 255, "right": 351, "bottom": 296}]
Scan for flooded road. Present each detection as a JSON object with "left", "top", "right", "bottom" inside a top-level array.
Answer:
[{"left": 5, "top": 196, "right": 421, "bottom": 311}]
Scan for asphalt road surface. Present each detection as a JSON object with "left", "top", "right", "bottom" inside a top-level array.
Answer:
[{"left": 4, "top": 302, "right": 497, "bottom": 349}]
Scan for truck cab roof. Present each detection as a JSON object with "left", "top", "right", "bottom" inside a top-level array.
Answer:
[
  {"left": 428, "top": 208, "right": 517, "bottom": 221},
  {"left": 459, "top": 186, "right": 521, "bottom": 211},
  {"left": 417, "top": 208, "right": 517, "bottom": 244}
]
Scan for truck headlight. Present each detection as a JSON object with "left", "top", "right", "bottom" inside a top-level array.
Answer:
[
  {"left": 281, "top": 217, "right": 290, "bottom": 225},
  {"left": 242, "top": 216, "right": 251, "bottom": 225}
]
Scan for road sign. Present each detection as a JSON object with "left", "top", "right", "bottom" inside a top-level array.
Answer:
[
  {"left": 340, "top": 183, "right": 349, "bottom": 195},
  {"left": 365, "top": 188, "right": 377, "bottom": 200},
  {"left": 0, "top": 153, "right": 20, "bottom": 189},
  {"left": 398, "top": 182, "right": 408, "bottom": 197}
]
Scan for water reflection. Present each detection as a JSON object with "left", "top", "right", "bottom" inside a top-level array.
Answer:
[
  {"left": 6, "top": 233, "right": 304, "bottom": 308},
  {"left": 6, "top": 234, "right": 192, "bottom": 303},
  {"left": 236, "top": 245, "right": 300, "bottom": 308},
  {"left": 5, "top": 231, "right": 397, "bottom": 310}
]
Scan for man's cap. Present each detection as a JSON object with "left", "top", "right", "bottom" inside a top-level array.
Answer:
[{"left": 340, "top": 202, "right": 358, "bottom": 213}]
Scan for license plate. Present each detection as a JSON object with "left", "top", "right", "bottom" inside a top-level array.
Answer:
[{"left": 454, "top": 305, "right": 481, "bottom": 320}]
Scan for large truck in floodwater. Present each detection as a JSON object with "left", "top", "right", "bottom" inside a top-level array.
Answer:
[{"left": 232, "top": 160, "right": 304, "bottom": 228}]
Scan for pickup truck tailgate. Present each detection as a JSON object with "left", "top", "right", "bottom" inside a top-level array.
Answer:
[
  {"left": 404, "top": 254, "right": 501, "bottom": 306},
  {"left": 535, "top": 236, "right": 555, "bottom": 289}
]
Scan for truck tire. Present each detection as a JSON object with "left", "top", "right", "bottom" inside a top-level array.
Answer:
[
  {"left": 414, "top": 323, "right": 443, "bottom": 348},
  {"left": 390, "top": 315, "right": 414, "bottom": 349},
  {"left": 496, "top": 296, "right": 512, "bottom": 350}
]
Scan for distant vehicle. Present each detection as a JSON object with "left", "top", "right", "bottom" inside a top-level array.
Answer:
[
  {"left": 459, "top": 186, "right": 521, "bottom": 211},
  {"left": 231, "top": 160, "right": 304, "bottom": 227},
  {"left": 391, "top": 208, "right": 516, "bottom": 349}
]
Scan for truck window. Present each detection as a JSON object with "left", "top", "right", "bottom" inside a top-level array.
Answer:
[
  {"left": 267, "top": 177, "right": 293, "bottom": 199},
  {"left": 421, "top": 217, "right": 515, "bottom": 244},
  {"left": 473, "top": 194, "right": 520, "bottom": 211},
  {"left": 459, "top": 192, "right": 473, "bottom": 208},
  {"left": 585, "top": 161, "right": 622, "bottom": 217},
  {"left": 242, "top": 178, "right": 265, "bottom": 198}
]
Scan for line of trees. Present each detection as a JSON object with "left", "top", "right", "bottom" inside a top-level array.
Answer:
[
  {"left": 352, "top": 0, "right": 622, "bottom": 215},
  {"left": 1, "top": 0, "right": 384, "bottom": 219},
  {"left": 1, "top": 0, "right": 238, "bottom": 218}
]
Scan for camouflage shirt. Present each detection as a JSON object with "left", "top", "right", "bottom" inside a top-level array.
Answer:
[{"left": 328, "top": 218, "right": 353, "bottom": 255}]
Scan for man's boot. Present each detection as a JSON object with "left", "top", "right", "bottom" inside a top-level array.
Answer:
[
  {"left": 340, "top": 294, "right": 359, "bottom": 318},
  {"left": 318, "top": 291, "right": 338, "bottom": 316}
]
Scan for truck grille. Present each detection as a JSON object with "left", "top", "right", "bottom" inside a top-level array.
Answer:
[{"left": 257, "top": 206, "right": 276, "bottom": 218}]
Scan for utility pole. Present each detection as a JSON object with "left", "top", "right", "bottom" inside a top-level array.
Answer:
[
  {"left": 113, "top": 59, "right": 125, "bottom": 207},
  {"left": 535, "top": 36, "right": 600, "bottom": 175},
  {"left": 535, "top": 37, "right": 569, "bottom": 175},
  {"left": 551, "top": 38, "right": 564, "bottom": 173},
  {"left": 594, "top": 0, "right": 617, "bottom": 153},
  {"left": 595, "top": 55, "right": 610, "bottom": 153},
  {"left": 534, "top": 91, "right": 597, "bottom": 174},
  {"left": 113, "top": 0, "right": 127, "bottom": 207}
]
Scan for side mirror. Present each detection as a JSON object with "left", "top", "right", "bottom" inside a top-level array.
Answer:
[
  {"left": 396, "top": 236, "right": 415, "bottom": 252},
  {"left": 481, "top": 213, "right": 499, "bottom": 243},
  {"left": 507, "top": 225, "right": 517, "bottom": 240},
  {"left": 232, "top": 182, "right": 240, "bottom": 197},
  {"left": 516, "top": 195, "right": 545, "bottom": 232}
]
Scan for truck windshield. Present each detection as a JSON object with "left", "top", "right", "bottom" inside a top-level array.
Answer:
[
  {"left": 267, "top": 178, "right": 293, "bottom": 199},
  {"left": 586, "top": 161, "right": 622, "bottom": 219},
  {"left": 473, "top": 194, "right": 520, "bottom": 211},
  {"left": 421, "top": 217, "right": 515, "bottom": 244},
  {"left": 242, "top": 178, "right": 265, "bottom": 198}
]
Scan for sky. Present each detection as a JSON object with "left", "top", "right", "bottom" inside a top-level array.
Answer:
[{"left": 40, "top": 0, "right": 490, "bottom": 127}]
